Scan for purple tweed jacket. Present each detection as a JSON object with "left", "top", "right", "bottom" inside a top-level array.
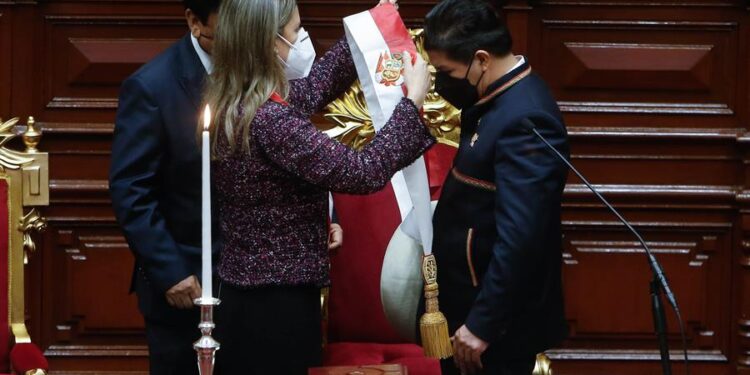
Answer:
[{"left": 214, "top": 39, "right": 435, "bottom": 288}]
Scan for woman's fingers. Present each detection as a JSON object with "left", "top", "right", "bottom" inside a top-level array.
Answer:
[
  {"left": 402, "top": 50, "right": 430, "bottom": 108},
  {"left": 403, "top": 50, "right": 413, "bottom": 67},
  {"left": 378, "top": 0, "right": 398, "bottom": 8}
]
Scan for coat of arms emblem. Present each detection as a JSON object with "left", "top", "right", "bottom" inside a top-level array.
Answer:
[{"left": 374, "top": 51, "right": 405, "bottom": 86}]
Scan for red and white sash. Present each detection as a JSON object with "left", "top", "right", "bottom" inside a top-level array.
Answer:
[{"left": 344, "top": 5, "right": 434, "bottom": 256}]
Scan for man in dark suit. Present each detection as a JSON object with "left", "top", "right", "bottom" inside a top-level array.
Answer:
[
  {"left": 109, "top": 1, "right": 222, "bottom": 374},
  {"left": 423, "top": 1, "right": 569, "bottom": 374}
]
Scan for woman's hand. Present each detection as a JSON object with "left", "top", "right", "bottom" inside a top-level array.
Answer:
[
  {"left": 402, "top": 51, "right": 431, "bottom": 109},
  {"left": 328, "top": 223, "right": 343, "bottom": 254},
  {"left": 378, "top": 0, "right": 398, "bottom": 9}
]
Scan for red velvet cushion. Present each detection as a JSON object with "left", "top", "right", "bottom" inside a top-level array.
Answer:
[
  {"left": 10, "top": 343, "right": 48, "bottom": 374},
  {"left": 0, "top": 180, "right": 10, "bottom": 372},
  {"left": 324, "top": 342, "right": 440, "bottom": 375}
]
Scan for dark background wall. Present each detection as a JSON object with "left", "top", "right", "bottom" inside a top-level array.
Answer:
[{"left": 1, "top": 0, "right": 749, "bottom": 373}]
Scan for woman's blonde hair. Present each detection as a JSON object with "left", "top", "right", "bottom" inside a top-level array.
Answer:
[{"left": 204, "top": 0, "right": 297, "bottom": 154}]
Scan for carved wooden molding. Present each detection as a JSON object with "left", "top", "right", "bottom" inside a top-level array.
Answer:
[
  {"left": 43, "top": 15, "right": 184, "bottom": 25},
  {"left": 559, "top": 101, "right": 733, "bottom": 116},
  {"left": 564, "top": 237, "right": 715, "bottom": 266},
  {"left": 717, "top": 127, "right": 750, "bottom": 372},
  {"left": 563, "top": 220, "right": 731, "bottom": 230},
  {"left": 41, "top": 15, "right": 185, "bottom": 111},
  {"left": 44, "top": 344, "right": 147, "bottom": 357},
  {"left": 46, "top": 97, "right": 118, "bottom": 110},
  {"left": 50, "top": 228, "right": 140, "bottom": 346},
  {"left": 543, "top": 20, "right": 738, "bottom": 30},
  {"left": 545, "top": 349, "right": 726, "bottom": 362},
  {"left": 568, "top": 127, "right": 741, "bottom": 140},
  {"left": 33, "top": 122, "right": 113, "bottom": 135},
  {"left": 565, "top": 184, "right": 737, "bottom": 200},
  {"left": 536, "top": 1, "right": 737, "bottom": 6}
]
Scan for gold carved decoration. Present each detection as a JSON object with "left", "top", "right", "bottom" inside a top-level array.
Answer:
[
  {"left": 0, "top": 118, "right": 35, "bottom": 171},
  {"left": 0, "top": 118, "right": 48, "bottom": 265},
  {"left": 19, "top": 208, "right": 46, "bottom": 264},
  {"left": 533, "top": 353, "right": 553, "bottom": 375},
  {"left": 323, "top": 29, "right": 461, "bottom": 149},
  {"left": 22, "top": 116, "right": 42, "bottom": 153}
]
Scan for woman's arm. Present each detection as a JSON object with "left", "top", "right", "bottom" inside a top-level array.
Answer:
[
  {"left": 287, "top": 38, "right": 357, "bottom": 117},
  {"left": 253, "top": 97, "right": 434, "bottom": 194}
]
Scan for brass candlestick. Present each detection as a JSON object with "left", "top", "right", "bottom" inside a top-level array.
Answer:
[{"left": 194, "top": 297, "right": 220, "bottom": 375}]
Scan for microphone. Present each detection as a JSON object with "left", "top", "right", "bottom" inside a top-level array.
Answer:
[{"left": 521, "top": 118, "right": 688, "bottom": 375}]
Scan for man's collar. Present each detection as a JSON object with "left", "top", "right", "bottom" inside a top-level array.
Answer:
[
  {"left": 506, "top": 55, "right": 525, "bottom": 75},
  {"left": 474, "top": 56, "right": 531, "bottom": 106},
  {"left": 190, "top": 34, "right": 213, "bottom": 74}
]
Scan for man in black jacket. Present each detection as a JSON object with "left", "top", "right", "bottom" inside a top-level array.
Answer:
[
  {"left": 109, "top": 1, "right": 221, "bottom": 374},
  {"left": 423, "top": 1, "right": 570, "bottom": 374}
]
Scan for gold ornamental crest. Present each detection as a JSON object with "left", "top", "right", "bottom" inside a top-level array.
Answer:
[{"left": 321, "top": 29, "right": 461, "bottom": 149}]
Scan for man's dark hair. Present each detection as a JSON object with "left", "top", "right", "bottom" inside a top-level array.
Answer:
[
  {"left": 424, "top": 0, "right": 512, "bottom": 63},
  {"left": 183, "top": 0, "right": 223, "bottom": 24}
]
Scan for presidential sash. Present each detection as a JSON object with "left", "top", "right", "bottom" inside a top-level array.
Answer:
[{"left": 344, "top": 5, "right": 452, "bottom": 359}]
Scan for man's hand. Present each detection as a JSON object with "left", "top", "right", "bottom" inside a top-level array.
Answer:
[
  {"left": 165, "top": 275, "right": 201, "bottom": 309},
  {"left": 452, "top": 325, "right": 489, "bottom": 375},
  {"left": 328, "top": 223, "right": 344, "bottom": 254}
]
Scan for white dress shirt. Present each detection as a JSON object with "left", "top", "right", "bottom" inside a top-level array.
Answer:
[{"left": 190, "top": 34, "right": 214, "bottom": 74}]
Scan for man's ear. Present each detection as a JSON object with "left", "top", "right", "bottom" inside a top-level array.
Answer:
[
  {"left": 476, "top": 50, "right": 492, "bottom": 71},
  {"left": 185, "top": 9, "right": 201, "bottom": 38}
]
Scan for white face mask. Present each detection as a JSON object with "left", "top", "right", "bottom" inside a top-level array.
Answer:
[{"left": 277, "top": 27, "right": 316, "bottom": 80}]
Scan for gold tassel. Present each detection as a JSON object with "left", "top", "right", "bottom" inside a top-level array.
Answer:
[{"left": 420, "top": 254, "right": 453, "bottom": 359}]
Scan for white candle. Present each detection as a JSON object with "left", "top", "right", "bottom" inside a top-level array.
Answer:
[{"left": 201, "top": 105, "right": 213, "bottom": 300}]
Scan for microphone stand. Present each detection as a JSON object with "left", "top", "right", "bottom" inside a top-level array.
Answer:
[
  {"left": 520, "top": 118, "right": 689, "bottom": 375},
  {"left": 652, "top": 280, "right": 671, "bottom": 375}
]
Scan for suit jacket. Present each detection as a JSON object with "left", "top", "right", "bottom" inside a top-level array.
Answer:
[
  {"left": 109, "top": 34, "right": 219, "bottom": 321},
  {"left": 432, "top": 59, "right": 569, "bottom": 357}
]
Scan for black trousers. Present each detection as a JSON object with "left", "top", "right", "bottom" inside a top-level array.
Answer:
[
  {"left": 440, "top": 352, "right": 537, "bottom": 375},
  {"left": 134, "top": 266, "right": 201, "bottom": 375},
  {"left": 144, "top": 318, "right": 201, "bottom": 375},
  {"left": 214, "top": 284, "right": 322, "bottom": 375}
]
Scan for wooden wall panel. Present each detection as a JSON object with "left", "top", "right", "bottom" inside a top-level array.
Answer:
[
  {"left": 38, "top": 121, "right": 147, "bottom": 369},
  {"left": 1, "top": 0, "right": 748, "bottom": 374},
  {"left": 541, "top": 20, "right": 738, "bottom": 111},
  {"left": 560, "top": 225, "right": 731, "bottom": 351},
  {"left": 528, "top": 4, "right": 749, "bottom": 131},
  {"left": 530, "top": 2, "right": 747, "bottom": 374},
  {"left": 38, "top": 14, "right": 185, "bottom": 124}
]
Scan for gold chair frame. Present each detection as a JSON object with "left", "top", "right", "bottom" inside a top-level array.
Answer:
[{"left": 0, "top": 116, "right": 49, "bottom": 375}]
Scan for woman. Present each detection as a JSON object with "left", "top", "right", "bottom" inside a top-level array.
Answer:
[
  {"left": 205, "top": 0, "right": 434, "bottom": 372},
  {"left": 423, "top": 0, "right": 569, "bottom": 374}
]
